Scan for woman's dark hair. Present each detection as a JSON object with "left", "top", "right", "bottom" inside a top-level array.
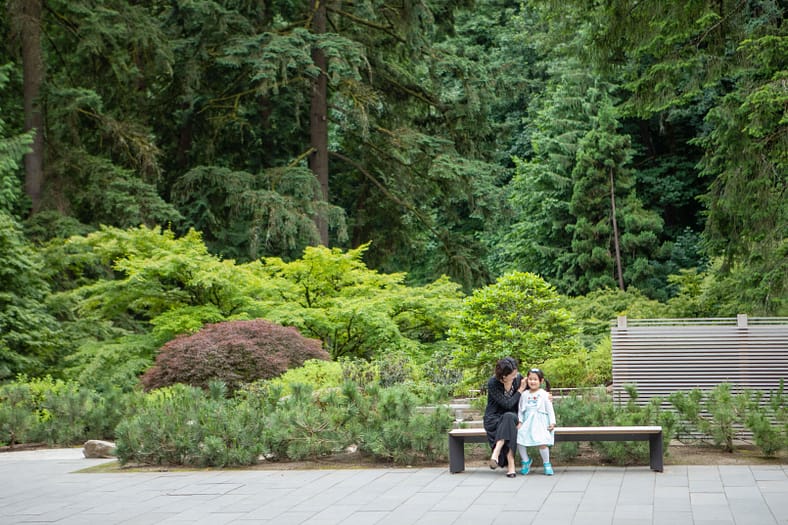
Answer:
[
  {"left": 525, "top": 367, "right": 551, "bottom": 392},
  {"left": 494, "top": 357, "right": 518, "bottom": 381}
]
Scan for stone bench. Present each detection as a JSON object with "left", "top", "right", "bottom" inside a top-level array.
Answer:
[{"left": 448, "top": 425, "right": 663, "bottom": 473}]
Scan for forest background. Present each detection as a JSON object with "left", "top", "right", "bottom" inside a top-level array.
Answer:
[{"left": 0, "top": 0, "right": 785, "bottom": 395}]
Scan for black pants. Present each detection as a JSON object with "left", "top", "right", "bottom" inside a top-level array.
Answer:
[{"left": 485, "top": 412, "right": 518, "bottom": 467}]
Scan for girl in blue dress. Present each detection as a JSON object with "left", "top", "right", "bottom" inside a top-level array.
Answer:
[{"left": 516, "top": 368, "right": 556, "bottom": 475}]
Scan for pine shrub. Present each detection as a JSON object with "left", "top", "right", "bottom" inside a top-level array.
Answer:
[
  {"left": 115, "top": 382, "right": 265, "bottom": 466},
  {"left": 669, "top": 383, "right": 748, "bottom": 452},
  {"left": 140, "top": 319, "right": 329, "bottom": 393},
  {"left": 554, "top": 385, "right": 677, "bottom": 466},
  {"left": 0, "top": 376, "right": 122, "bottom": 446}
]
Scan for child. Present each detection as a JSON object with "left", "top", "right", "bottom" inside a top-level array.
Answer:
[{"left": 516, "top": 368, "right": 556, "bottom": 475}]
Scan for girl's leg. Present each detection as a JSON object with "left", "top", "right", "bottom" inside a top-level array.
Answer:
[
  {"left": 517, "top": 444, "right": 532, "bottom": 474},
  {"left": 540, "top": 445, "right": 554, "bottom": 475}
]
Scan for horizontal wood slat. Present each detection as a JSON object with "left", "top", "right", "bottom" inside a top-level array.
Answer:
[{"left": 610, "top": 316, "right": 788, "bottom": 417}]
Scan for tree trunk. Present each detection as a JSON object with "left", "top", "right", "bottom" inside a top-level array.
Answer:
[
  {"left": 18, "top": 0, "right": 46, "bottom": 214},
  {"left": 609, "top": 167, "right": 625, "bottom": 291},
  {"left": 309, "top": 0, "right": 329, "bottom": 246}
]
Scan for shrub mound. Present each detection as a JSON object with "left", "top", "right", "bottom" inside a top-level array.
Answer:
[{"left": 140, "top": 319, "right": 329, "bottom": 392}]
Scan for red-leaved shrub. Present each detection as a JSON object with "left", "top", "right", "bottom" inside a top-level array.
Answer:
[{"left": 140, "top": 319, "right": 329, "bottom": 392}]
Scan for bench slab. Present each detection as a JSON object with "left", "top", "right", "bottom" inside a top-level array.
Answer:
[{"left": 448, "top": 426, "right": 663, "bottom": 473}]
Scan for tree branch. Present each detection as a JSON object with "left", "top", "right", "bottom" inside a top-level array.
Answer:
[
  {"left": 326, "top": 7, "right": 405, "bottom": 44},
  {"left": 328, "top": 150, "right": 442, "bottom": 239}
]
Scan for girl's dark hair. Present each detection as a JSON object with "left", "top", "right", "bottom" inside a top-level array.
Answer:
[
  {"left": 494, "top": 357, "right": 518, "bottom": 380},
  {"left": 525, "top": 368, "right": 551, "bottom": 392}
]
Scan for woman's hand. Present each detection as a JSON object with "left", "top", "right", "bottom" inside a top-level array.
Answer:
[{"left": 548, "top": 424, "right": 555, "bottom": 431}]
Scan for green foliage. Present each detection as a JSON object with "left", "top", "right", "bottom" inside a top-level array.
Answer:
[
  {"left": 745, "top": 410, "right": 784, "bottom": 457},
  {"left": 417, "top": 343, "right": 465, "bottom": 394},
  {"left": 665, "top": 257, "right": 787, "bottom": 317},
  {"left": 669, "top": 382, "right": 787, "bottom": 456},
  {"left": 40, "top": 225, "right": 271, "bottom": 384},
  {"left": 0, "top": 380, "right": 36, "bottom": 446},
  {"left": 555, "top": 385, "right": 677, "bottom": 465},
  {"left": 744, "top": 381, "right": 787, "bottom": 457},
  {"left": 541, "top": 337, "right": 612, "bottom": 388},
  {"left": 116, "top": 379, "right": 452, "bottom": 467},
  {"left": 545, "top": 0, "right": 786, "bottom": 315},
  {"left": 569, "top": 97, "right": 665, "bottom": 295},
  {"left": 37, "top": 226, "right": 464, "bottom": 389},
  {"left": 0, "top": 211, "right": 58, "bottom": 379},
  {"left": 171, "top": 165, "right": 347, "bottom": 262},
  {"left": 450, "top": 272, "right": 580, "bottom": 388},
  {"left": 0, "top": 63, "right": 33, "bottom": 216},
  {"left": 115, "top": 382, "right": 265, "bottom": 467},
  {"left": 0, "top": 375, "right": 123, "bottom": 446},
  {"left": 264, "top": 359, "right": 344, "bottom": 397},
  {"left": 62, "top": 334, "right": 159, "bottom": 393},
  {"left": 669, "top": 384, "right": 749, "bottom": 452},
  {"left": 361, "top": 384, "right": 452, "bottom": 464},
  {"left": 0, "top": 66, "right": 56, "bottom": 379},
  {"left": 259, "top": 244, "right": 464, "bottom": 360},
  {"left": 140, "top": 319, "right": 329, "bottom": 393},
  {"left": 564, "top": 288, "right": 669, "bottom": 349},
  {"left": 694, "top": 34, "right": 787, "bottom": 315},
  {"left": 23, "top": 212, "right": 93, "bottom": 244}
]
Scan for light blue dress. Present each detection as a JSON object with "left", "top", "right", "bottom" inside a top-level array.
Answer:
[{"left": 516, "top": 389, "right": 556, "bottom": 447}]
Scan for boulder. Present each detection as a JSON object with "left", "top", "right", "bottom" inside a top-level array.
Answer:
[{"left": 82, "top": 440, "right": 116, "bottom": 458}]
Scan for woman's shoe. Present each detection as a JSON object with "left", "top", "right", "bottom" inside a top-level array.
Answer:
[
  {"left": 519, "top": 458, "right": 532, "bottom": 475},
  {"left": 489, "top": 458, "right": 499, "bottom": 470},
  {"left": 506, "top": 472, "right": 516, "bottom": 478},
  {"left": 543, "top": 462, "right": 554, "bottom": 475}
]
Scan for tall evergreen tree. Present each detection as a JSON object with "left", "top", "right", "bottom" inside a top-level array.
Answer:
[
  {"left": 569, "top": 97, "right": 663, "bottom": 295},
  {"left": 555, "top": 0, "right": 786, "bottom": 312},
  {"left": 0, "top": 64, "right": 55, "bottom": 377}
]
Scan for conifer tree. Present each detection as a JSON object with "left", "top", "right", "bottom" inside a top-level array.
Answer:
[
  {"left": 0, "top": 65, "right": 55, "bottom": 377},
  {"left": 569, "top": 98, "right": 663, "bottom": 294}
]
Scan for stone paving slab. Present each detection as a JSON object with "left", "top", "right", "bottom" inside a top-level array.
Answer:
[{"left": 0, "top": 449, "right": 785, "bottom": 524}]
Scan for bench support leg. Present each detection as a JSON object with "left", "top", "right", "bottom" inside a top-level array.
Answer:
[
  {"left": 449, "top": 436, "right": 466, "bottom": 473},
  {"left": 649, "top": 433, "right": 663, "bottom": 472}
]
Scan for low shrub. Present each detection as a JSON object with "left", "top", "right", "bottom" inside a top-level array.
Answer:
[
  {"left": 264, "top": 359, "right": 343, "bottom": 396},
  {"left": 0, "top": 381, "right": 36, "bottom": 446},
  {"left": 0, "top": 375, "right": 122, "bottom": 446},
  {"left": 671, "top": 381, "right": 787, "bottom": 456},
  {"left": 554, "top": 385, "right": 677, "bottom": 465},
  {"left": 745, "top": 380, "right": 786, "bottom": 457},
  {"left": 140, "top": 319, "right": 329, "bottom": 393},
  {"left": 115, "top": 379, "right": 453, "bottom": 467},
  {"left": 362, "top": 384, "right": 452, "bottom": 464},
  {"left": 541, "top": 337, "right": 612, "bottom": 388},
  {"left": 115, "top": 382, "right": 265, "bottom": 467}
]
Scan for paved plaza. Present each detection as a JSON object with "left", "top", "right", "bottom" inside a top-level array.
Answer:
[{"left": 0, "top": 448, "right": 786, "bottom": 524}]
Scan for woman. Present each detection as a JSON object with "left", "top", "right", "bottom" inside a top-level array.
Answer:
[{"left": 483, "top": 357, "right": 527, "bottom": 478}]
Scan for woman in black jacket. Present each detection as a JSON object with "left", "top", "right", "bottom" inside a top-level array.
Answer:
[{"left": 483, "top": 357, "right": 527, "bottom": 477}]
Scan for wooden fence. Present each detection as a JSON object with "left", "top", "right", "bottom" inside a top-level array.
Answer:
[{"left": 611, "top": 315, "right": 788, "bottom": 406}]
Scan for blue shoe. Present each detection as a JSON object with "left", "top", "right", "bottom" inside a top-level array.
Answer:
[
  {"left": 520, "top": 458, "right": 532, "bottom": 475},
  {"left": 543, "top": 462, "right": 554, "bottom": 475}
]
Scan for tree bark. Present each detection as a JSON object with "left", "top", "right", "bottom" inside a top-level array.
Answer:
[
  {"left": 609, "top": 167, "right": 625, "bottom": 291},
  {"left": 17, "top": 0, "right": 46, "bottom": 213},
  {"left": 309, "top": 0, "right": 329, "bottom": 246}
]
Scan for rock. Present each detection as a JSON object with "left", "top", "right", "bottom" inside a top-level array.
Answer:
[{"left": 82, "top": 440, "right": 116, "bottom": 458}]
